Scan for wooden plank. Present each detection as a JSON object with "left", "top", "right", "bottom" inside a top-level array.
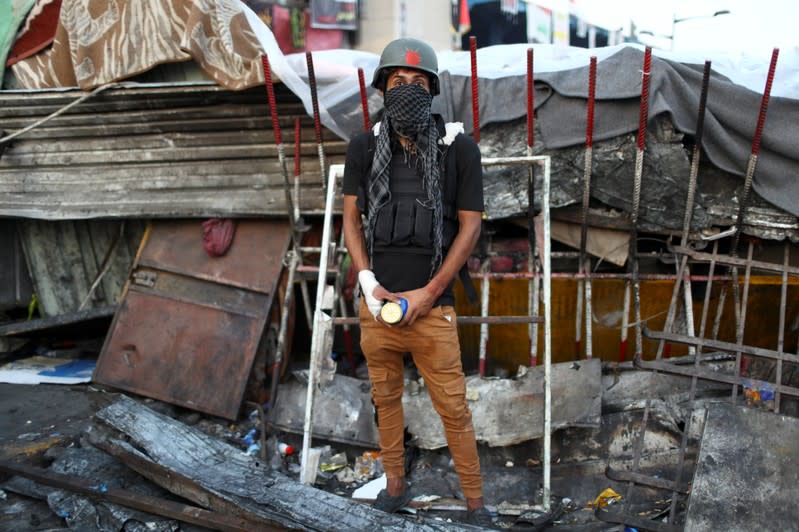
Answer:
[
  {"left": 0, "top": 460, "right": 265, "bottom": 532},
  {"left": 95, "top": 396, "right": 473, "bottom": 531},
  {"left": 94, "top": 438, "right": 301, "bottom": 531}
]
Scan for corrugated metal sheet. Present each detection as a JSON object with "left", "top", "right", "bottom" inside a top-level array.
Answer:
[
  {"left": 0, "top": 83, "right": 347, "bottom": 220},
  {"left": 0, "top": 220, "right": 33, "bottom": 311},
  {"left": 17, "top": 219, "right": 146, "bottom": 317}
]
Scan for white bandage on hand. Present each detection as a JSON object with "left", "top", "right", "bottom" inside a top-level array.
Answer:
[{"left": 358, "top": 269, "right": 383, "bottom": 319}]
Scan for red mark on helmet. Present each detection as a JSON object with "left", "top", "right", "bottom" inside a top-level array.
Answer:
[{"left": 405, "top": 49, "right": 421, "bottom": 67}]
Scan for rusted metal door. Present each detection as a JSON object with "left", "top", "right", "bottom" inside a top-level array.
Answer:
[{"left": 95, "top": 220, "right": 291, "bottom": 419}]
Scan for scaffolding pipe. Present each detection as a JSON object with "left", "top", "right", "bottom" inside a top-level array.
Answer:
[
  {"left": 300, "top": 164, "right": 339, "bottom": 484},
  {"left": 526, "top": 47, "right": 539, "bottom": 367}
]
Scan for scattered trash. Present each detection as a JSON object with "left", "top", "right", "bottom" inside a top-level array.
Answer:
[
  {"left": 505, "top": 461, "right": 514, "bottom": 467},
  {"left": 743, "top": 379, "right": 775, "bottom": 410},
  {"left": 320, "top": 452, "right": 348, "bottom": 472},
  {"left": 335, "top": 466, "right": 358, "bottom": 484},
  {"left": 245, "top": 443, "right": 261, "bottom": 456},
  {"left": 0, "top": 356, "right": 95, "bottom": 385},
  {"left": 590, "top": 487, "right": 622, "bottom": 508},
  {"left": 525, "top": 458, "right": 541, "bottom": 467},
  {"left": 278, "top": 442, "right": 294, "bottom": 456},
  {"left": 495, "top": 501, "right": 539, "bottom": 516},
  {"left": 241, "top": 428, "right": 257, "bottom": 447},
  {"left": 465, "top": 388, "right": 480, "bottom": 401},
  {"left": 89, "top": 482, "right": 108, "bottom": 493},
  {"left": 354, "top": 450, "right": 383, "bottom": 481},
  {"left": 352, "top": 473, "right": 386, "bottom": 501}
]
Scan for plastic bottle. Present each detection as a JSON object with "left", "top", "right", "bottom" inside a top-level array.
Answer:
[{"left": 278, "top": 442, "right": 295, "bottom": 456}]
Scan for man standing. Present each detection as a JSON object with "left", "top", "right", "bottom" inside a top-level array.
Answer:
[{"left": 342, "top": 38, "right": 493, "bottom": 527}]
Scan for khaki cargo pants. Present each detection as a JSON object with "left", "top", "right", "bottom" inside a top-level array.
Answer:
[{"left": 359, "top": 300, "right": 483, "bottom": 499}]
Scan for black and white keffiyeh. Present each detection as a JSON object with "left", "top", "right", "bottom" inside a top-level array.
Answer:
[{"left": 366, "top": 83, "right": 444, "bottom": 277}]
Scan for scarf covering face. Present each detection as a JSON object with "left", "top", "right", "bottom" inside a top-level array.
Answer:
[{"left": 367, "top": 83, "right": 444, "bottom": 277}]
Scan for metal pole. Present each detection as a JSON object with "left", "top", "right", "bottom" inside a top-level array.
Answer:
[
  {"left": 357, "top": 67, "right": 371, "bottom": 132},
  {"left": 479, "top": 258, "right": 490, "bottom": 377},
  {"left": 542, "top": 156, "right": 552, "bottom": 512},
  {"left": 775, "top": 242, "right": 790, "bottom": 413},
  {"left": 305, "top": 52, "right": 327, "bottom": 189},
  {"left": 630, "top": 47, "right": 652, "bottom": 361},
  {"left": 300, "top": 164, "right": 339, "bottom": 484},
  {"left": 469, "top": 36, "right": 480, "bottom": 142},
  {"left": 622, "top": 46, "right": 652, "bottom": 518},
  {"left": 270, "top": 251, "right": 299, "bottom": 410},
  {"left": 714, "top": 48, "right": 779, "bottom": 342},
  {"left": 655, "top": 61, "right": 712, "bottom": 360},
  {"left": 261, "top": 55, "right": 301, "bottom": 252},
  {"left": 577, "top": 56, "right": 597, "bottom": 360},
  {"left": 526, "top": 47, "right": 539, "bottom": 367}
]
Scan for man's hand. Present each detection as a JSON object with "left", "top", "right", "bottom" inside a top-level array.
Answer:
[
  {"left": 358, "top": 270, "right": 402, "bottom": 326},
  {"left": 358, "top": 270, "right": 383, "bottom": 319},
  {"left": 397, "top": 284, "right": 439, "bottom": 326}
]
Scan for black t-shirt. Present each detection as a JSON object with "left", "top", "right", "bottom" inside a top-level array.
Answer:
[{"left": 343, "top": 119, "right": 483, "bottom": 307}]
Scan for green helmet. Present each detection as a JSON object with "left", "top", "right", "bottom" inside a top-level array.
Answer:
[{"left": 372, "top": 38, "right": 440, "bottom": 95}]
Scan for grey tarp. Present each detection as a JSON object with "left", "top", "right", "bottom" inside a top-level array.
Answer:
[{"left": 328, "top": 46, "right": 799, "bottom": 220}]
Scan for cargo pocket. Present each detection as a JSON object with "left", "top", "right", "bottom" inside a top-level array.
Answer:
[
  {"left": 373, "top": 204, "right": 395, "bottom": 246},
  {"left": 437, "top": 379, "right": 469, "bottom": 422},
  {"left": 411, "top": 203, "right": 434, "bottom": 247},
  {"left": 368, "top": 366, "right": 392, "bottom": 403},
  {"left": 392, "top": 201, "right": 414, "bottom": 245}
]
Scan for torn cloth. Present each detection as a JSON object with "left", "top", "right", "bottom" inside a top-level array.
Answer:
[
  {"left": 9, "top": 0, "right": 265, "bottom": 90},
  {"left": 202, "top": 218, "right": 236, "bottom": 257}
]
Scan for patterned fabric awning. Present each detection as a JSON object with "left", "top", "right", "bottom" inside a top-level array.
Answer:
[{"left": 10, "top": 0, "right": 265, "bottom": 91}]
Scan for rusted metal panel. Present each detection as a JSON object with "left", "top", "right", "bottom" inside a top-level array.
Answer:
[
  {"left": 95, "top": 220, "right": 290, "bottom": 420},
  {"left": 138, "top": 220, "right": 286, "bottom": 292}
]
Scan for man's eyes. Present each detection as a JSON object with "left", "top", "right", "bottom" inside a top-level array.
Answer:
[{"left": 392, "top": 80, "right": 425, "bottom": 86}]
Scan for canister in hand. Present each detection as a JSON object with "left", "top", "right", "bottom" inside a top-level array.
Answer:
[{"left": 380, "top": 298, "right": 408, "bottom": 324}]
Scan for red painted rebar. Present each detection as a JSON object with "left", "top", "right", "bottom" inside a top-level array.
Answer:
[
  {"left": 576, "top": 55, "right": 598, "bottom": 361},
  {"left": 636, "top": 47, "right": 652, "bottom": 151},
  {"left": 261, "top": 54, "right": 282, "bottom": 145},
  {"left": 585, "top": 56, "right": 597, "bottom": 148},
  {"left": 294, "top": 117, "right": 301, "bottom": 177},
  {"left": 305, "top": 52, "right": 323, "bottom": 146},
  {"left": 469, "top": 36, "right": 480, "bottom": 143},
  {"left": 751, "top": 48, "right": 779, "bottom": 156},
  {"left": 357, "top": 67, "right": 371, "bottom": 132},
  {"left": 527, "top": 48, "right": 534, "bottom": 149}
]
